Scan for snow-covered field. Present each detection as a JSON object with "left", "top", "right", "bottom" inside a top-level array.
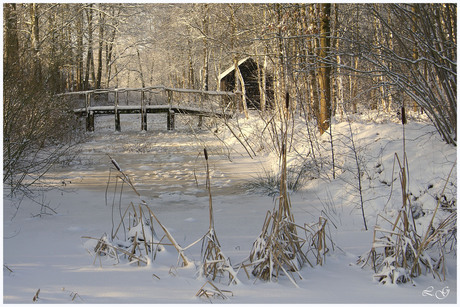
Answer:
[{"left": 3, "top": 111, "right": 457, "bottom": 304}]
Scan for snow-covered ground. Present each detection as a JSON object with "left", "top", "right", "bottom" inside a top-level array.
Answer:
[{"left": 3, "top": 111, "right": 457, "bottom": 304}]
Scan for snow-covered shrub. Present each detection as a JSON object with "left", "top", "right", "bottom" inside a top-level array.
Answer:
[{"left": 4, "top": 76, "right": 82, "bottom": 196}]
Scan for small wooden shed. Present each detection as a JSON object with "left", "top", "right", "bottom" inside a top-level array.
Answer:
[{"left": 218, "top": 57, "right": 273, "bottom": 110}]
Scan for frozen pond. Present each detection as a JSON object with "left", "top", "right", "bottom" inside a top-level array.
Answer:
[{"left": 48, "top": 114, "right": 269, "bottom": 198}]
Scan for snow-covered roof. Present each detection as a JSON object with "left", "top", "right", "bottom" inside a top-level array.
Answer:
[{"left": 218, "top": 57, "right": 252, "bottom": 81}]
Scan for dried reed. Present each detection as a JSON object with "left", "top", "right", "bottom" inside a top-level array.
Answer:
[
  {"left": 32, "top": 289, "right": 40, "bottom": 302},
  {"left": 199, "top": 148, "right": 240, "bottom": 285},
  {"left": 195, "top": 280, "right": 233, "bottom": 300},
  {"left": 248, "top": 93, "right": 308, "bottom": 287},
  {"left": 84, "top": 156, "right": 192, "bottom": 267},
  {"left": 357, "top": 154, "right": 456, "bottom": 284},
  {"left": 303, "top": 216, "right": 331, "bottom": 266}
]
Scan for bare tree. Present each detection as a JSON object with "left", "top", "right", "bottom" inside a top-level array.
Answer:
[
  {"left": 318, "top": 3, "right": 332, "bottom": 134},
  {"left": 370, "top": 4, "right": 456, "bottom": 145}
]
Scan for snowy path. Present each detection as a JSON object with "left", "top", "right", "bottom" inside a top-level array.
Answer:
[{"left": 3, "top": 114, "right": 456, "bottom": 303}]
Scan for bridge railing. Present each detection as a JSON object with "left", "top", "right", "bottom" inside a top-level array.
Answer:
[
  {"left": 58, "top": 86, "right": 240, "bottom": 131},
  {"left": 59, "top": 86, "right": 238, "bottom": 112}
]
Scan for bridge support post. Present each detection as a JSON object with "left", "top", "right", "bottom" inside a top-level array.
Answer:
[
  {"left": 86, "top": 111, "right": 94, "bottom": 132},
  {"left": 141, "top": 91, "right": 147, "bottom": 131},
  {"left": 85, "top": 92, "right": 94, "bottom": 131},
  {"left": 115, "top": 112, "right": 121, "bottom": 131},
  {"left": 115, "top": 90, "right": 121, "bottom": 131},
  {"left": 167, "top": 109, "right": 175, "bottom": 130},
  {"left": 141, "top": 113, "right": 147, "bottom": 131}
]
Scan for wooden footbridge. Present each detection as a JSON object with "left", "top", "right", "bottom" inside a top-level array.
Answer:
[{"left": 60, "top": 86, "right": 237, "bottom": 131}]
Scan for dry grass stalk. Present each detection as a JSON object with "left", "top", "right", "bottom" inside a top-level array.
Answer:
[
  {"left": 4, "top": 264, "right": 13, "bottom": 273},
  {"left": 62, "top": 288, "right": 84, "bottom": 302},
  {"left": 142, "top": 205, "right": 191, "bottom": 266},
  {"left": 109, "top": 203, "right": 164, "bottom": 265},
  {"left": 303, "top": 216, "right": 330, "bottom": 266},
  {"left": 195, "top": 281, "right": 233, "bottom": 300},
  {"left": 32, "top": 289, "right": 40, "bottom": 302},
  {"left": 83, "top": 235, "right": 149, "bottom": 266},
  {"left": 200, "top": 228, "right": 240, "bottom": 285}
]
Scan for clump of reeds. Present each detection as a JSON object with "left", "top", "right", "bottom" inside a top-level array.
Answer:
[
  {"left": 84, "top": 155, "right": 192, "bottom": 267},
  {"left": 83, "top": 231, "right": 149, "bottom": 266},
  {"left": 248, "top": 207, "right": 308, "bottom": 286},
  {"left": 199, "top": 148, "right": 240, "bottom": 285},
  {"left": 83, "top": 202, "right": 166, "bottom": 267},
  {"left": 357, "top": 107, "right": 456, "bottom": 284},
  {"left": 248, "top": 93, "right": 308, "bottom": 286},
  {"left": 357, "top": 189, "right": 456, "bottom": 285}
]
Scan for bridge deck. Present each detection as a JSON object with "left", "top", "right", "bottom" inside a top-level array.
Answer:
[
  {"left": 73, "top": 104, "right": 231, "bottom": 131},
  {"left": 73, "top": 104, "right": 229, "bottom": 118}
]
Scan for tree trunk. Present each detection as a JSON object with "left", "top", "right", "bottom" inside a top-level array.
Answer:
[
  {"left": 187, "top": 34, "right": 194, "bottom": 89},
  {"left": 307, "top": 4, "right": 320, "bottom": 121},
  {"left": 136, "top": 48, "right": 145, "bottom": 87},
  {"left": 29, "top": 3, "right": 42, "bottom": 83},
  {"left": 4, "top": 4, "right": 19, "bottom": 77},
  {"left": 350, "top": 4, "right": 360, "bottom": 114},
  {"left": 76, "top": 6, "right": 84, "bottom": 91},
  {"left": 84, "top": 4, "right": 94, "bottom": 90},
  {"left": 202, "top": 4, "right": 209, "bottom": 91},
  {"left": 318, "top": 3, "right": 332, "bottom": 134},
  {"left": 105, "top": 27, "right": 116, "bottom": 88},
  {"left": 96, "top": 8, "right": 104, "bottom": 89},
  {"left": 334, "top": 4, "right": 344, "bottom": 119}
]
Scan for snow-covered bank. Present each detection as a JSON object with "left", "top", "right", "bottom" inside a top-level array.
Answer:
[{"left": 3, "top": 112, "right": 456, "bottom": 303}]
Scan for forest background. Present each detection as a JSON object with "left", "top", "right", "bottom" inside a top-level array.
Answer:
[{"left": 3, "top": 3, "right": 456, "bottom": 193}]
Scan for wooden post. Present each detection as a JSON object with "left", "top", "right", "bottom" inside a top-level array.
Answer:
[
  {"left": 141, "top": 90, "right": 147, "bottom": 131},
  {"left": 167, "top": 109, "right": 175, "bottom": 130},
  {"left": 85, "top": 92, "right": 94, "bottom": 131},
  {"left": 115, "top": 89, "right": 120, "bottom": 131},
  {"left": 167, "top": 90, "right": 173, "bottom": 106},
  {"left": 167, "top": 89, "right": 174, "bottom": 130},
  {"left": 87, "top": 111, "right": 95, "bottom": 132}
]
